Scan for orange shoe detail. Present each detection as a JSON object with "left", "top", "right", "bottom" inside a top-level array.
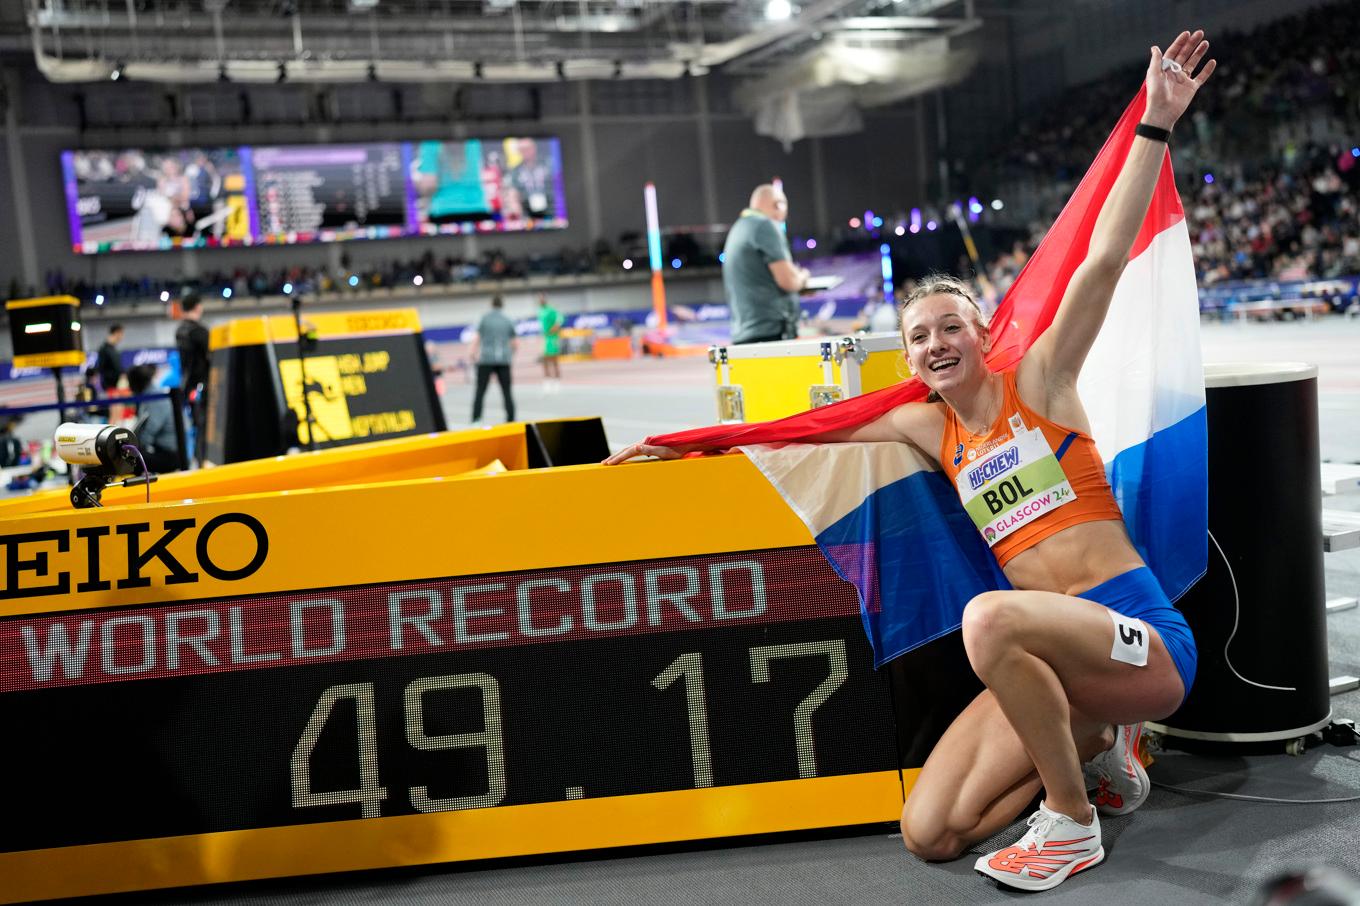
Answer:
[
  {"left": 1094, "top": 778, "right": 1125, "bottom": 810},
  {"left": 986, "top": 838, "right": 1097, "bottom": 875}
]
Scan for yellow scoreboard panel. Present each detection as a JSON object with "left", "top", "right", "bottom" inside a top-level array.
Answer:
[
  {"left": 206, "top": 308, "right": 445, "bottom": 464},
  {"left": 0, "top": 425, "right": 912, "bottom": 902}
]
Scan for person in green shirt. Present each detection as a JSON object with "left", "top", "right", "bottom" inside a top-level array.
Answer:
[{"left": 538, "top": 292, "right": 563, "bottom": 393}]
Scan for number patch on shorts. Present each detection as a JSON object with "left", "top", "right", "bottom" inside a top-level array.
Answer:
[{"left": 1107, "top": 610, "right": 1149, "bottom": 667}]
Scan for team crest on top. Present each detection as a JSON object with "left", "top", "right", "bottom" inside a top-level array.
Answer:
[{"left": 953, "top": 443, "right": 964, "bottom": 466}]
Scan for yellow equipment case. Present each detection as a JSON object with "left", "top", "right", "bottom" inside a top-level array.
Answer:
[{"left": 710, "top": 332, "right": 906, "bottom": 424}]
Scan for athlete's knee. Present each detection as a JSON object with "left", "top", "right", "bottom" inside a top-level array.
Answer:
[
  {"left": 961, "top": 591, "right": 1025, "bottom": 668},
  {"left": 901, "top": 796, "right": 968, "bottom": 862},
  {"left": 900, "top": 814, "right": 965, "bottom": 862}
]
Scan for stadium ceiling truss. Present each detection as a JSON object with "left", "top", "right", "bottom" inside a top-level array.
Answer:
[{"left": 10, "top": 0, "right": 983, "bottom": 87}]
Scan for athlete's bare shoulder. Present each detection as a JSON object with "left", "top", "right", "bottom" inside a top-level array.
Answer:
[{"left": 887, "top": 399, "right": 947, "bottom": 462}]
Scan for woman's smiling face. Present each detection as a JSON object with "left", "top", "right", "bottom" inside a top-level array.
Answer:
[{"left": 902, "top": 294, "right": 991, "bottom": 395}]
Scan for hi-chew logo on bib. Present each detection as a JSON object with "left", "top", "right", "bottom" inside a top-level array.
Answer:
[
  {"left": 967, "top": 447, "right": 1021, "bottom": 490},
  {"left": 956, "top": 428, "right": 1077, "bottom": 547}
]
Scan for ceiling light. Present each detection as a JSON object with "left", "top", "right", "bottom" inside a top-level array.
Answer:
[{"left": 765, "top": 0, "right": 793, "bottom": 21}]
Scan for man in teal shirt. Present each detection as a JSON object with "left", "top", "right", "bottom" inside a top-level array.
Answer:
[
  {"left": 471, "top": 295, "right": 517, "bottom": 423},
  {"left": 721, "top": 184, "right": 811, "bottom": 344}
]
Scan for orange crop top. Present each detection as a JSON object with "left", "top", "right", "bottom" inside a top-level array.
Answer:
[{"left": 938, "top": 371, "right": 1124, "bottom": 567}]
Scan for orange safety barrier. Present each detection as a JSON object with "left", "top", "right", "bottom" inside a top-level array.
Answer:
[{"left": 590, "top": 336, "right": 634, "bottom": 360}]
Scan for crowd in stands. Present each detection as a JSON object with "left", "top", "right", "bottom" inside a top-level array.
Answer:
[
  {"left": 6, "top": 231, "right": 725, "bottom": 309},
  {"left": 974, "top": 0, "right": 1360, "bottom": 290},
  {"left": 18, "top": 245, "right": 613, "bottom": 310}
]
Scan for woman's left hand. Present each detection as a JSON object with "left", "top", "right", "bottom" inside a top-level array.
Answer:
[{"left": 1143, "top": 30, "right": 1216, "bottom": 131}]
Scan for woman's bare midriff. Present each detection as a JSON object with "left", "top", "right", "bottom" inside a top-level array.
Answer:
[{"left": 1000, "top": 519, "right": 1147, "bottom": 598}]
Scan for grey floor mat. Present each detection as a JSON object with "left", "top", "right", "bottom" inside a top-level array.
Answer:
[{"left": 101, "top": 746, "right": 1360, "bottom": 906}]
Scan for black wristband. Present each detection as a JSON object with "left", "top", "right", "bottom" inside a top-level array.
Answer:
[{"left": 1135, "top": 123, "right": 1171, "bottom": 143}]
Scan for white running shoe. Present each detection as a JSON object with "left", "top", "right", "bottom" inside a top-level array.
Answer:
[
  {"left": 974, "top": 802, "right": 1104, "bottom": 891},
  {"left": 1087, "top": 722, "right": 1150, "bottom": 817}
]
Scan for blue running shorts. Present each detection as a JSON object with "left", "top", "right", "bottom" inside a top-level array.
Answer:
[{"left": 1075, "top": 566, "right": 1197, "bottom": 700}]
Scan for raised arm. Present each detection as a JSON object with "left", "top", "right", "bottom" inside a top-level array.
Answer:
[{"left": 1025, "top": 30, "right": 1215, "bottom": 387}]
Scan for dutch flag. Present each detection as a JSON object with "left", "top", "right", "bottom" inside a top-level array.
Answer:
[{"left": 648, "top": 89, "right": 1208, "bottom": 666}]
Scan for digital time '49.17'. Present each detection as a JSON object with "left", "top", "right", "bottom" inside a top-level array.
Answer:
[{"left": 288, "top": 635, "right": 897, "bottom": 817}]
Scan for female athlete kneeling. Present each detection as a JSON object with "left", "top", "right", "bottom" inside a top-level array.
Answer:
[{"left": 606, "top": 30, "right": 1215, "bottom": 892}]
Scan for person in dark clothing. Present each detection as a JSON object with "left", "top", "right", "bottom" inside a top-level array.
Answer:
[
  {"left": 174, "top": 293, "right": 210, "bottom": 463},
  {"left": 83, "top": 323, "right": 124, "bottom": 419},
  {"left": 0, "top": 417, "right": 24, "bottom": 468},
  {"left": 126, "top": 365, "right": 181, "bottom": 473},
  {"left": 92, "top": 324, "right": 125, "bottom": 394}
]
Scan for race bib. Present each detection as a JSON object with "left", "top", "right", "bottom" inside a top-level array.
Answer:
[
  {"left": 1108, "top": 610, "right": 1150, "bottom": 667},
  {"left": 956, "top": 426, "right": 1077, "bottom": 547}
]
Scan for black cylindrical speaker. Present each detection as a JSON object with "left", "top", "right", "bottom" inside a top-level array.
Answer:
[{"left": 1152, "top": 363, "right": 1330, "bottom": 743}]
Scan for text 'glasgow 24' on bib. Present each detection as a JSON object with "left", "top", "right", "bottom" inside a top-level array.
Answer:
[{"left": 955, "top": 416, "right": 1076, "bottom": 548}]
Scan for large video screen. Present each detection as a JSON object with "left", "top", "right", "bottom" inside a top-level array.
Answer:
[
  {"left": 250, "top": 144, "right": 412, "bottom": 244},
  {"left": 60, "top": 136, "right": 566, "bottom": 254},
  {"left": 410, "top": 138, "right": 565, "bottom": 237},
  {"left": 61, "top": 148, "right": 254, "bottom": 252}
]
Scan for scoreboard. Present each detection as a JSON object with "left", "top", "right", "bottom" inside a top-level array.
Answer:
[
  {"left": 0, "top": 438, "right": 970, "bottom": 903},
  {"left": 3, "top": 550, "right": 895, "bottom": 848}
]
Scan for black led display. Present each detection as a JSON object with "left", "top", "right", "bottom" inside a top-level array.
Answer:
[{"left": 1, "top": 548, "right": 903, "bottom": 853}]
